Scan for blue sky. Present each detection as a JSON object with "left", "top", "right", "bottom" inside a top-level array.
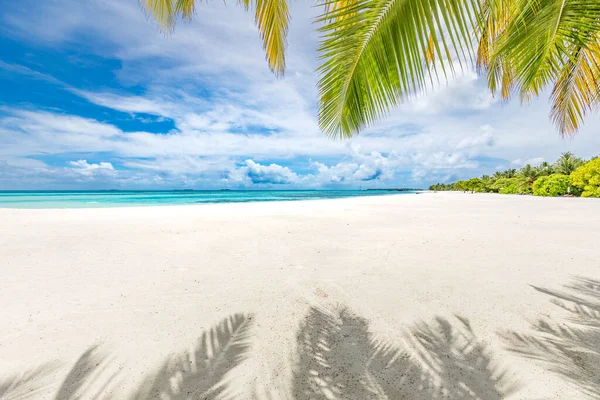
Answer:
[{"left": 1, "top": 0, "right": 599, "bottom": 190}]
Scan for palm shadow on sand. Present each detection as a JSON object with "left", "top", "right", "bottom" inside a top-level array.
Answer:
[
  {"left": 0, "top": 313, "right": 253, "bottom": 400},
  {"left": 132, "top": 313, "right": 253, "bottom": 400},
  {"left": 0, "top": 362, "right": 60, "bottom": 400},
  {"left": 503, "top": 276, "right": 600, "bottom": 398},
  {"left": 292, "top": 306, "right": 519, "bottom": 400},
  {"left": 2, "top": 306, "right": 522, "bottom": 399}
]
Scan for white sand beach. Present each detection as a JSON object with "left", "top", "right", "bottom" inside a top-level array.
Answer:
[{"left": 1, "top": 192, "right": 599, "bottom": 399}]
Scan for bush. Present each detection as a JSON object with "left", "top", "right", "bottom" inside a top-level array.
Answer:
[
  {"left": 571, "top": 159, "right": 600, "bottom": 198},
  {"left": 533, "top": 174, "right": 570, "bottom": 196},
  {"left": 495, "top": 177, "right": 525, "bottom": 194},
  {"left": 465, "top": 178, "right": 483, "bottom": 192},
  {"left": 453, "top": 181, "right": 467, "bottom": 191}
]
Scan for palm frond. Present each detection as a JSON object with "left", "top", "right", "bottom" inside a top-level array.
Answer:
[
  {"left": 489, "top": 0, "right": 600, "bottom": 100},
  {"left": 243, "top": 0, "right": 290, "bottom": 76},
  {"left": 317, "top": 0, "right": 478, "bottom": 139},
  {"left": 324, "top": 0, "right": 360, "bottom": 24},
  {"left": 141, "top": 0, "right": 288, "bottom": 76},
  {"left": 550, "top": 36, "right": 600, "bottom": 136},
  {"left": 476, "top": 0, "right": 517, "bottom": 100},
  {"left": 140, "top": 0, "right": 195, "bottom": 30}
]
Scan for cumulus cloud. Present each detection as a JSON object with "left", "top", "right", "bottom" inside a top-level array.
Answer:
[
  {"left": 456, "top": 129, "right": 494, "bottom": 150},
  {"left": 0, "top": 159, "right": 160, "bottom": 189},
  {"left": 311, "top": 150, "right": 404, "bottom": 183},
  {"left": 231, "top": 160, "right": 299, "bottom": 185},
  {"left": 69, "top": 160, "right": 116, "bottom": 176},
  {"left": 410, "top": 152, "right": 479, "bottom": 182}
]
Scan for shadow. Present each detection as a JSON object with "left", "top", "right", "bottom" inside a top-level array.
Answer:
[
  {"left": 411, "top": 316, "right": 519, "bottom": 399},
  {"left": 0, "top": 362, "right": 59, "bottom": 400},
  {"left": 131, "top": 313, "right": 253, "bottom": 400},
  {"left": 1, "top": 313, "right": 253, "bottom": 400},
  {"left": 3, "top": 308, "right": 521, "bottom": 399},
  {"left": 54, "top": 345, "right": 121, "bottom": 400},
  {"left": 292, "top": 306, "right": 519, "bottom": 400},
  {"left": 504, "top": 276, "right": 600, "bottom": 398}
]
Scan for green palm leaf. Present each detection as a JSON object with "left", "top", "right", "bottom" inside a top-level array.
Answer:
[
  {"left": 316, "top": 0, "right": 478, "bottom": 139},
  {"left": 478, "top": 0, "right": 600, "bottom": 135},
  {"left": 140, "top": 0, "right": 289, "bottom": 76},
  {"left": 550, "top": 37, "right": 600, "bottom": 135}
]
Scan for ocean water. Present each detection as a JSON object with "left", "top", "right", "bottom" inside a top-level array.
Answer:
[{"left": 0, "top": 190, "right": 415, "bottom": 209}]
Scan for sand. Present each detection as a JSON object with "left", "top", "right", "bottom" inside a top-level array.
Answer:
[{"left": 1, "top": 192, "right": 599, "bottom": 399}]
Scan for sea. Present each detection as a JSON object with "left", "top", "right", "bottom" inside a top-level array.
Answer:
[{"left": 0, "top": 190, "right": 416, "bottom": 209}]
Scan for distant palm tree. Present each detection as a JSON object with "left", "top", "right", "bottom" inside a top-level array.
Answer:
[
  {"left": 141, "top": 0, "right": 600, "bottom": 139},
  {"left": 502, "top": 169, "right": 517, "bottom": 179},
  {"left": 554, "top": 152, "right": 584, "bottom": 175},
  {"left": 519, "top": 164, "right": 540, "bottom": 186},
  {"left": 536, "top": 162, "right": 554, "bottom": 177},
  {"left": 479, "top": 175, "right": 493, "bottom": 192},
  {"left": 514, "top": 164, "right": 541, "bottom": 193}
]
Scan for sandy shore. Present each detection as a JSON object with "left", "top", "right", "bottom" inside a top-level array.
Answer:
[{"left": 1, "top": 192, "right": 599, "bottom": 399}]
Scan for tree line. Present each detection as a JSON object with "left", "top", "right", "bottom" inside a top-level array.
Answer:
[{"left": 429, "top": 152, "right": 600, "bottom": 198}]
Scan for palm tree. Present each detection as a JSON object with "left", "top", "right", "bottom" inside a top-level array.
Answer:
[
  {"left": 536, "top": 161, "right": 554, "bottom": 176},
  {"left": 141, "top": 0, "right": 600, "bottom": 138},
  {"left": 480, "top": 175, "right": 493, "bottom": 192},
  {"left": 554, "top": 151, "right": 584, "bottom": 175},
  {"left": 517, "top": 164, "right": 540, "bottom": 192},
  {"left": 502, "top": 168, "right": 517, "bottom": 178}
]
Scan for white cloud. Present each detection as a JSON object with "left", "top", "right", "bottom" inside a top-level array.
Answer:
[
  {"left": 456, "top": 128, "right": 494, "bottom": 150},
  {"left": 311, "top": 150, "right": 405, "bottom": 183},
  {"left": 235, "top": 160, "right": 299, "bottom": 184},
  {"left": 123, "top": 156, "right": 235, "bottom": 175},
  {"left": 69, "top": 160, "right": 115, "bottom": 176},
  {"left": 70, "top": 90, "right": 173, "bottom": 116},
  {"left": 404, "top": 69, "right": 497, "bottom": 115},
  {"left": 511, "top": 157, "right": 545, "bottom": 167}
]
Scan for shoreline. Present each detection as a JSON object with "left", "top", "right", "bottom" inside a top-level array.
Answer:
[{"left": 0, "top": 190, "right": 420, "bottom": 211}]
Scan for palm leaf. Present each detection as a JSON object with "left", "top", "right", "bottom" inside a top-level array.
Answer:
[
  {"left": 317, "top": 0, "right": 478, "bottom": 139},
  {"left": 476, "top": 0, "right": 517, "bottom": 100},
  {"left": 242, "top": 0, "right": 290, "bottom": 76},
  {"left": 140, "top": 0, "right": 195, "bottom": 30},
  {"left": 550, "top": 36, "right": 600, "bottom": 135},
  {"left": 488, "top": 0, "right": 600, "bottom": 99},
  {"left": 140, "top": 0, "right": 288, "bottom": 76}
]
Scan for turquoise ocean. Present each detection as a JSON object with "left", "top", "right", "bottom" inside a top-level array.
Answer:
[{"left": 0, "top": 190, "right": 416, "bottom": 209}]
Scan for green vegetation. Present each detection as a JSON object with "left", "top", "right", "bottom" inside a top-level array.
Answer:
[
  {"left": 141, "top": 0, "right": 600, "bottom": 138},
  {"left": 533, "top": 174, "right": 570, "bottom": 197},
  {"left": 429, "top": 153, "right": 600, "bottom": 198},
  {"left": 570, "top": 158, "right": 600, "bottom": 197}
]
